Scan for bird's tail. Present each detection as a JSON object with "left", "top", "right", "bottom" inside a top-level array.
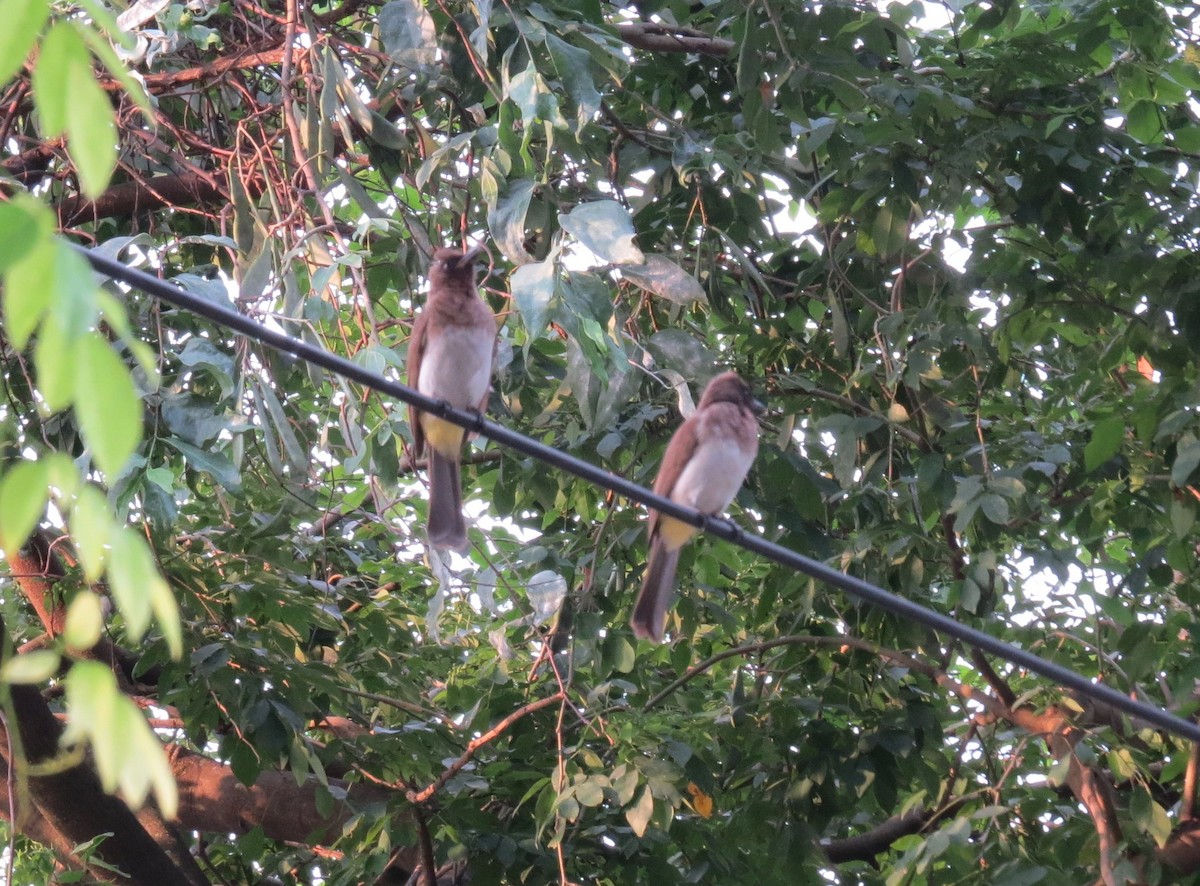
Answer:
[
  {"left": 630, "top": 537, "right": 681, "bottom": 642},
  {"left": 427, "top": 449, "right": 467, "bottom": 550}
]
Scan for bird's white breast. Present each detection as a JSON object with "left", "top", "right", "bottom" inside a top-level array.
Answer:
[
  {"left": 417, "top": 326, "right": 494, "bottom": 408},
  {"left": 670, "top": 438, "right": 755, "bottom": 514}
]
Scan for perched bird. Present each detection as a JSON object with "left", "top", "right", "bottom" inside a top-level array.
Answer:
[
  {"left": 631, "top": 372, "right": 764, "bottom": 642},
  {"left": 407, "top": 246, "right": 495, "bottom": 550}
]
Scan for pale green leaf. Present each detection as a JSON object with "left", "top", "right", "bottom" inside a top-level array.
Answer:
[
  {"left": 3, "top": 237, "right": 54, "bottom": 349},
  {"left": 0, "top": 650, "right": 60, "bottom": 685},
  {"left": 378, "top": 0, "right": 436, "bottom": 69},
  {"left": 510, "top": 259, "right": 557, "bottom": 340},
  {"left": 34, "top": 313, "right": 75, "bottom": 412},
  {"left": 106, "top": 528, "right": 156, "bottom": 639},
  {"left": 68, "top": 482, "right": 111, "bottom": 581},
  {"left": 0, "top": 458, "right": 49, "bottom": 554},
  {"left": 253, "top": 379, "right": 307, "bottom": 469},
  {"left": 49, "top": 238, "right": 100, "bottom": 342},
  {"left": 66, "top": 60, "right": 118, "bottom": 198},
  {"left": 149, "top": 571, "right": 183, "bottom": 660},
  {"left": 488, "top": 179, "right": 535, "bottom": 265},
  {"left": 646, "top": 329, "right": 718, "bottom": 381},
  {"left": 559, "top": 200, "right": 644, "bottom": 265},
  {"left": 0, "top": 0, "right": 48, "bottom": 87},
  {"left": 506, "top": 61, "right": 551, "bottom": 124},
  {"left": 626, "top": 786, "right": 653, "bottom": 837},
  {"left": 31, "top": 22, "right": 85, "bottom": 138},
  {"left": 76, "top": 21, "right": 152, "bottom": 118},
  {"left": 0, "top": 196, "right": 51, "bottom": 272},
  {"left": 64, "top": 590, "right": 105, "bottom": 651},
  {"left": 63, "top": 662, "right": 178, "bottom": 815},
  {"left": 1172, "top": 434, "right": 1200, "bottom": 488},
  {"left": 62, "top": 661, "right": 114, "bottom": 749},
  {"left": 75, "top": 335, "right": 142, "bottom": 478},
  {"left": 621, "top": 254, "right": 706, "bottom": 305}
]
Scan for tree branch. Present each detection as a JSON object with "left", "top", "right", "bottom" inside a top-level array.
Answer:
[
  {"left": 406, "top": 693, "right": 565, "bottom": 804},
  {"left": 1, "top": 645, "right": 200, "bottom": 884},
  {"left": 615, "top": 22, "right": 735, "bottom": 57},
  {"left": 55, "top": 171, "right": 240, "bottom": 227}
]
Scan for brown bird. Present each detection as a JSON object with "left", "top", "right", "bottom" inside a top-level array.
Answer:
[
  {"left": 407, "top": 246, "right": 495, "bottom": 550},
  {"left": 631, "top": 372, "right": 764, "bottom": 642}
]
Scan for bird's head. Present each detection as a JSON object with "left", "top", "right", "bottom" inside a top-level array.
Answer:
[
  {"left": 428, "top": 246, "right": 485, "bottom": 288},
  {"left": 700, "top": 371, "right": 766, "bottom": 416}
]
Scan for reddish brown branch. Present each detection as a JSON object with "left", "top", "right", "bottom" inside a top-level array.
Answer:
[
  {"left": 169, "top": 745, "right": 403, "bottom": 847},
  {"left": 101, "top": 47, "right": 287, "bottom": 92},
  {"left": 55, "top": 171, "right": 239, "bottom": 227}
]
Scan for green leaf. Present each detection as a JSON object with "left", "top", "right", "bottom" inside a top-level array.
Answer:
[
  {"left": 626, "top": 786, "right": 653, "bottom": 837},
  {"left": 0, "top": 458, "right": 49, "bottom": 554},
  {"left": 510, "top": 258, "right": 557, "bottom": 339},
  {"left": 0, "top": 0, "right": 48, "bottom": 86},
  {"left": 1084, "top": 417, "right": 1124, "bottom": 472},
  {"left": 545, "top": 34, "right": 601, "bottom": 133},
  {"left": 377, "top": 0, "right": 436, "bottom": 69},
  {"left": 870, "top": 205, "right": 908, "bottom": 257},
  {"left": 106, "top": 528, "right": 157, "bottom": 639},
  {"left": 621, "top": 254, "right": 706, "bottom": 305},
  {"left": 1125, "top": 101, "right": 1162, "bottom": 144},
  {"left": 559, "top": 200, "right": 644, "bottom": 265},
  {"left": 506, "top": 61, "right": 560, "bottom": 126},
  {"left": 979, "top": 493, "right": 1010, "bottom": 525},
  {"left": 64, "top": 590, "right": 105, "bottom": 651},
  {"left": 67, "top": 59, "right": 118, "bottom": 198},
  {"left": 575, "top": 777, "right": 605, "bottom": 807},
  {"left": 488, "top": 179, "right": 535, "bottom": 265},
  {"left": 1170, "top": 497, "right": 1196, "bottom": 538},
  {"left": 1172, "top": 434, "right": 1200, "bottom": 488},
  {"left": 1172, "top": 125, "right": 1200, "bottom": 153},
  {"left": 646, "top": 329, "right": 719, "bottom": 380},
  {"left": 75, "top": 334, "right": 142, "bottom": 478},
  {"left": 177, "top": 337, "right": 236, "bottom": 399},
  {"left": 253, "top": 379, "right": 307, "bottom": 470},
  {"left": 48, "top": 237, "right": 100, "bottom": 342},
  {"left": 164, "top": 437, "right": 243, "bottom": 491}
]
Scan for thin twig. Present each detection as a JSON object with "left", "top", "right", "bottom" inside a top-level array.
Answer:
[{"left": 406, "top": 693, "right": 565, "bottom": 804}]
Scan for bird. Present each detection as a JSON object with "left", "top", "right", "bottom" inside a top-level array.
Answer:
[
  {"left": 630, "top": 371, "right": 764, "bottom": 642},
  {"left": 406, "top": 245, "right": 495, "bottom": 550}
]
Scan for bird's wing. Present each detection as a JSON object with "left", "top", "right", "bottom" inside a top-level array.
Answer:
[
  {"left": 648, "top": 413, "right": 701, "bottom": 538},
  {"left": 406, "top": 308, "right": 429, "bottom": 456}
]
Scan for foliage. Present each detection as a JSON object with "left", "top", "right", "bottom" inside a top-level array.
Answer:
[{"left": 1, "top": 0, "right": 1200, "bottom": 883}]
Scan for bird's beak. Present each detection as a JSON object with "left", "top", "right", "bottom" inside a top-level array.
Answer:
[{"left": 454, "top": 246, "right": 485, "bottom": 270}]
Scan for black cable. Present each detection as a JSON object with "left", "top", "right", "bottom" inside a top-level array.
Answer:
[{"left": 77, "top": 244, "right": 1200, "bottom": 743}]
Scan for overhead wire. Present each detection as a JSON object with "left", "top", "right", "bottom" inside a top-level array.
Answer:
[{"left": 76, "top": 244, "right": 1200, "bottom": 743}]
